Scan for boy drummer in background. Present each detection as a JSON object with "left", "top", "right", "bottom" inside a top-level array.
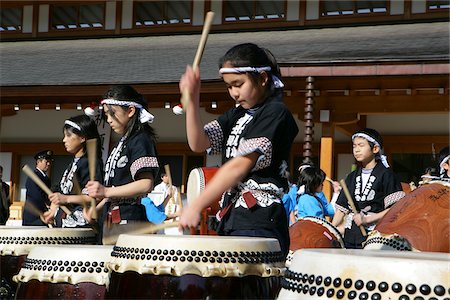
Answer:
[{"left": 332, "top": 128, "right": 403, "bottom": 249}]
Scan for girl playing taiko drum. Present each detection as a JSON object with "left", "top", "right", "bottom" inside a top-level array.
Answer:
[
  {"left": 44, "top": 115, "right": 103, "bottom": 230},
  {"left": 178, "top": 43, "right": 299, "bottom": 257},
  {"left": 85, "top": 85, "right": 160, "bottom": 244}
]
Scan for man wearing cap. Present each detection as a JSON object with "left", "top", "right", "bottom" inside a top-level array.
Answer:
[
  {"left": 23, "top": 150, "right": 53, "bottom": 226},
  {"left": 0, "top": 165, "right": 11, "bottom": 225}
]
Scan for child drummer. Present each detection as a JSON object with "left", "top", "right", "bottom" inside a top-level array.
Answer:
[
  {"left": 332, "top": 128, "right": 403, "bottom": 248},
  {"left": 178, "top": 43, "right": 299, "bottom": 257}
]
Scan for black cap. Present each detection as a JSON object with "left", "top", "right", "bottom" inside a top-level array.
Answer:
[{"left": 34, "top": 150, "right": 53, "bottom": 161}]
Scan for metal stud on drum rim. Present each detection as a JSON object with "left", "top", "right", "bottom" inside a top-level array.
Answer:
[{"left": 107, "top": 234, "right": 286, "bottom": 299}]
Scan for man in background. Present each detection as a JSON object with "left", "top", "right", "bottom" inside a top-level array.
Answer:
[
  {"left": 0, "top": 165, "right": 11, "bottom": 224},
  {"left": 22, "top": 150, "right": 53, "bottom": 226}
]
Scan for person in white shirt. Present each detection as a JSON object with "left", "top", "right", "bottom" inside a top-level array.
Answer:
[{"left": 153, "top": 172, "right": 179, "bottom": 208}]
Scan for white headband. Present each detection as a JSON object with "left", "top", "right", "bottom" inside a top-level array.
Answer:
[
  {"left": 219, "top": 66, "right": 284, "bottom": 88},
  {"left": 352, "top": 132, "right": 390, "bottom": 168},
  {"left": 219, "top": 67, "right": 272, "bottom": 74},
  {"left": 298, "top": 164, "right": 313, "bottom": 172},
  {"left": 64, "top": 120, "right": 81, "bottom": 131},
  {"left": 101, "top": 98, "right": 154, "bottom": 123},
  {"left": 440, "top": 154, "right": 450, "bottom": 175}
]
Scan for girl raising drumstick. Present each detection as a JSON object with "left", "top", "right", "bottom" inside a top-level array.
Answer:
[{"left": 178, "top": 43, "right": 299, "bottom": 257}]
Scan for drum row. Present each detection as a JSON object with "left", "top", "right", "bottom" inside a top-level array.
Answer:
[
  {"left": 1, "top": 227, "right": 449, "bottom": 300},
  {"left": 0, "top": 227, "right": 285, "bottom": 299},
  {"left": 1, "top": 180, "right": 449, "bottom": 299}
]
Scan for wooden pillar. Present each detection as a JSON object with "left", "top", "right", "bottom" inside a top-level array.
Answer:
[
  {"left": 303, "top": 76, "right": 314, "bottom": 163},
  {"left": 11, "top": 153, "right": 20, "bottom": 202},
  {"left": 320, "top": 124, "right": 335, "bottom": 201}
]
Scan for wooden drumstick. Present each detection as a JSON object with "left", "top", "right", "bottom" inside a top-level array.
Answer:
[
  {"left": 134, "top": 221, "right": 179, "bottom": 235},
  {"left": 72, "top": 173, "right": 82, "bottom": 195},
  {"left": 339, "top": 179, "right": 367, "bottom": 236},
  {"left": 192, "top": 11, "right": 214, "bottom": 70},
  {"left": 180, "top": 11, "right": 215, "bottom": 111},
  {"left": 22, "top": 165, "right": 72, "bottom": 216},
  {"left": 164, "top": 164, "right": 173, "bottom": 189},
  {"left": 102, "top": 221, "right": 180, "bottom": 245},
  {"left": 164, "top": 164, "right": 178, "bottom": 220},
  {"left": 72, "top": 173, "right": 88, "bottom": 209},
  {"left": 24, "top": 201, "right": 53, "bottom": 228},
  {"left": 86, "top": 139, "right": 98, "bottom": 219},
  {"left": 23, "top": 164, "right": 52, "bottom": 195},
  {"left": 86, "top": 139, "right": 97, "bottom": 181},
  {"left": 176, "top": 187, "right": 183, "bottom": 209}
]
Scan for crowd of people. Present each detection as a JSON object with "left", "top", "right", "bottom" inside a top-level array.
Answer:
[{"left": 2, "top": 42, "right": 447, "bottom": 254}]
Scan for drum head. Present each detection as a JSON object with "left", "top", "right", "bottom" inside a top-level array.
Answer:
[
  {"left": 187, "top": 168, "right": 202, "bottom": 204},
  {"left": 0, "top": 227, "right": 97, "bottom": 256},
  {"left": 110, "top": 234, "right": 285, "bottom": 278},
  {"left": 14, "top": 245, "right": 113, "bottom": 286},
  {"left": 279, "top": 249, "right": 450, "bottom": 300},
  {"left": 363, "top": 230, "right": 413, "bottom": 251},
  {"left": 187, "top": 167, "right": 219, "bottom": 204},
  {"left": 186, "top": 167, "right": 221, "bottom": 234}
]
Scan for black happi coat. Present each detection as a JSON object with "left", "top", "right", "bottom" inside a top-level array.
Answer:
[
  {"left": 54, "top": 155, "right": 103, "bottom": 228},
  {"left": 204, "top": 100, "right": 298, "bottom": 239},
  {"left": 103, "top": 130, "right": 159, "bottom": 221},
  {"left": 336, "top": 162, "right": 402, "bottom": 247}
]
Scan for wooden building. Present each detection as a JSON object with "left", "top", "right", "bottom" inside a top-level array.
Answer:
[{"left": 1, "top": 0, "right": 449, "bottom": 204}]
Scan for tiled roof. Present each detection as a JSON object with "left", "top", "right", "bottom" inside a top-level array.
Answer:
[{"left": 1, "top": 21, "right": 448, "bottom": 86}]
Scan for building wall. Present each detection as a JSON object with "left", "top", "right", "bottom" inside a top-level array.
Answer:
[
  {"left": 2, "top": 0, "right": 447, "bottom": 40},
  {"left": 1, "top": 0, "right": 448, "bottom": 201}
]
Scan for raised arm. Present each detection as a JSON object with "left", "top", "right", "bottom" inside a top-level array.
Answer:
[{"left": 180, "top": 65, "right": 211, "bottom": 152}]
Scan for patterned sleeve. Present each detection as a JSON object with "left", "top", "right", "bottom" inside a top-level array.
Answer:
[
  {"left": 128, "top": 133, "right": 159, "bottom": 181},
  {"left": 204, "top": 108, "right": 245, "bottom": 155},
  {"left": 236, "top": 102, "right": 297, "bottom": 171},
  {"left": 381, "top": 170, "right": 403, "bottom": 208},
  {"left": 204, "top": 120, "right": 224, "bottom": 155}
]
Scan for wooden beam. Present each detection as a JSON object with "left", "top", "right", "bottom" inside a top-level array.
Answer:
[{"left": 335, "top": 115, "right": 367, "bottom": 137}]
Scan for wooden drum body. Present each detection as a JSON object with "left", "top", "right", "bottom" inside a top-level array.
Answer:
[
  {"left": 0, "top": 226, "right": 96, "bottom": 299},
  {"left": 364, "top": 181, "right": 450, "bottom": 252},
  {"left": 14, "top": 245, "right": 112, "bottom": 299},
  {"left": 186, "top": 167, "right": 220, "bottom": 235},
  {"left": 106, "top": 234, "right": 285, "bottom": 299},
  {"left": 288, "top": 216, "right": 344, "bottom": 266},
  {"left": 278, "top": 249, "right": 449, "bottom": 299}
]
